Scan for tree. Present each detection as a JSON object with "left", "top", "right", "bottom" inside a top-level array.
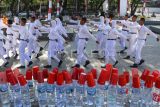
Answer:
[{"left": 130, "top": 0, "right": 141, "bottom": 16}]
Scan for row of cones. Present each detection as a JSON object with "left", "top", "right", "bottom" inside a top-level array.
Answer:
[{"left": 0, "top": 64, "right": 160, "bottom": 89}]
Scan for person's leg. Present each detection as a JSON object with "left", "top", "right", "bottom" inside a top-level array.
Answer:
[
  {"left": 109, "top": 41, "right": 118, "bottom": 66},
  {"left": 28, "top": 40, "right": 34, "bottom": 57},
  {"left": 19, "top": 42, "right": 26, "bottom": 68}
]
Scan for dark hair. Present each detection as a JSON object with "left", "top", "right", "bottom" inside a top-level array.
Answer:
[
  {"left": 125, "top": 14, "right": 128, "bottom": 17},
  {"left": 109, "top": 14, "right": 114, "bottom": 19},
  {"left": 21, "top": 18, "right": 27, "bottom": 23},
  {"left": 133, "top": 15, "right": 137, "bottom": 18},
  {"left": 31, "top": 16, "right": 36, "bottom": 21},
  {"left": 100, "top": 12, "right": 105, "bottom": 17},
  {"left": 140, "top": 18, "right": 145, "bottom": 22},
  {"left": 82, "top": 17, "right": 87, "bottom": 23},
  {"left": 7, "top": 19, "right": 13, "bottom": 24}
]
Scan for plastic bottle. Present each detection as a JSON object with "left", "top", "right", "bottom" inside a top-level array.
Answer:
[
  {"left": 37, "top": 71, "right": 47, "bottom": 107},
  {"left": 152, "top": 77, "right": 160, "bottom": 106},
  {"left": 47, "top": 72, "right": 56, "bottom": 107},
  {"left": 76, "top": 73, "right": 86, "bottom": 107},
  {"left": 32, "top": 66, "right": 39, "bottom": 99},
  {"left": 140, "top": 69, "right": 150, "bottom": 90},
  {"left": 104, "top": 64, "right": 112, "bottom": 105},
  {"left": 129, "top": 74, "right": 141, "bottom": 107},
  {"left": 107, "top": 73, "right": 118, "bottom": 107},
  {"left": 55, "top": 72, "right": 65, "bottom": 107},
  {"left": 18, "top": 74, "right": 31, "bottom": 107},
  {"left": 26, "top": 69, "right": 35, "bottom": 102},
  {"left": 96, "top": 69, "right": 107, "bottom": 107},
  {"left": 86, "top": 72, "right": 96, "bottom": 106},
  {"left": 63, "top": 71, "right": 75, "bottom": 107},
  {"left": 0, "top": 72, "right": 10, "bottom": 106},
  {"left": 116, "top": 74, "right": 127, "bottom": 107},
  {"left": 8, "top": 72, "right": 22, "bottom": 107},
  {"left": 141, "top": 75, "right": 154, "bottom": 107},
  {"left": 123, "top": 71, "right": 130, "bottom": 103}
]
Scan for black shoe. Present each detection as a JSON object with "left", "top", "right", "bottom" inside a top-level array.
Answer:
[
  {"left": 123, "top": 56, "right": 130, "bottom": 59},
  {"left": 44, "top": 65, "right": 52, "bottom": 68},
  {"left": 92, "top": 50, "right": 99, "bottom": 53},
  {"left": 5, "top": 57, "right": 10, "bottom": 60},
  {"left": 101, "top": 65, "right": 106, "bottom": 68},
  {"left": 18, "top": 65, "right": 25, "bottom": 69},
  {"left": 119, "top": 50, "right": 125, "bottom": 54},
  {"left": 29, "top": 56, "right": 31, "bottom": 58},
  {"left": 71, "top": 64, "right": 80, "bottom": 68},
  {"left": 14, "top": 53, "right": 18, "bottom": 59},
  {"left": 58, "top": 60, "right": 63, "bottom": 67},
  {"left": 84, "top": 60, "right": 90, "bottom": 67},
  {"left": 40, "top": 47, "right": 43, "bottom": 52},
  {"left": 72, "top": 50, "right": 77, "bottom": 54},
  {"left": 3, "top": 62, "right": 9, "bottom": 67},
  {"left": 35, "top": 53, "right": 41, "bottom": 59},
  {"left": 98, "top": 57, "right": 105, "bottom": 60},
  {"left": 28, "top": 61, "right": 33, "bottom": 67},
  {"left": 130, "top": 64, "right": 138, "bottom": 68},
  {"left": 139, "top": 59, "right": 145, "bottom": 65},
  {"left": 113, "top": 61, "right": 118, "bottom": 67}
]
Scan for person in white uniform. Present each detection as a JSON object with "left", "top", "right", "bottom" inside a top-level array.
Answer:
[
  {"left": 92, "top": 16, "right": 107, "bottom": 57},
  {"left": 72, "top": 17, "right": 99, "bottom": 68},
  {"left": 5, "top": 20, "right": 17, "bottom": 59},
  {"left": 18, "top": 18, "right": 33, "bottom": 68},
  {"left": 0, "top": 27, "right": 9, "bottom": 67},
  {"left": 101, "top": 21, "right": 126, "bottom": 68},
  {"left": 129, "top": 18, "right": 159, "bottom": 67},
  {"left": 55, "top": 18, "right": 68, "bottom": 54},
  {"left": 117, "top": 15, "right": 130, "bottom": 53},
  {"left": 44, "top": 20, "right": 63, "bottom": 68},
  {"left": 123, "top": 15, "right": 139, "bottom": 59},
  {"left": 28, "top": 16, "right": 42, "bottom": 59}
]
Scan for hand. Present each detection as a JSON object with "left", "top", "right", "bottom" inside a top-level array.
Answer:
[
  {"left": 96, "top": 41, "right": 99, "bottom": 44},
  {"left": 157, "top": 38, "right": 159, "bottom": 42}
]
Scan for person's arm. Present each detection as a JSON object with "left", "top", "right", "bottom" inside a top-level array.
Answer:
[
  {"left": 82, "top": 27, "right": 97, "bottom": 41},
  {"left": 115, "top": 30, "right": 127, "bottom": 39},
  {"left": 146, "top": 27, "right": 159, "bottom": 41}
]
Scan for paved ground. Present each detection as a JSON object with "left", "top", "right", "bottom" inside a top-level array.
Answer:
[{"left": 0, "top": 29, "right": 160, "bottom": 75}]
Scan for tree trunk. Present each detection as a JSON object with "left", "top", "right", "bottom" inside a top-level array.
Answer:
[{"left": 97, "top": 0, "right": 105, "bottom": 10}]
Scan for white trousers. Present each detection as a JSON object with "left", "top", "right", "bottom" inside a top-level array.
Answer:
[
  {"left": 0, "top": 41, "right": 7, "bottom": 63},
  {"left": 105, "top": 40, "right": 116, "bottom": 64},
  {"left": 135, "top": 39, "right": 145, "bottom": 64},
  {"left": 76, "top": 39, "right": 88, "bottom": 65},
  {"left": 48, "top": 40, "right": 60, "bottom": 65},
  {"left": 19, "top": 41, "right": 31, "bottom": 65},
  {"left": 28, "top": 39, "right": 40, "bottom": 56},
  {"left": 119, "top": 31, "right": 128, "bottom": 49},
  {"left": 127, "top": 34, "right": 137, "bottom": 56}
]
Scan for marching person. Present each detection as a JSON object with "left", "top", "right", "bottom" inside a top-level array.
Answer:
[
  {"left": 101, "top": 21, "right": 126, "bottom": 68},
  {"left": 129, "top": 18, "right": 159, "bottom": 67},
  {"left": 44, "top": 20, "right": 63, "bottom": 68},
  {"left": 123, "top": 15, "right": 139, "bottom": 59},
  {"left": 117, "top": 15, "right": 130, "bottom": 53},
  {"left": 71, "top": 17, "right": 99, "bottom": 68},
  {"left": 18, "top": 18, "right": 33, "bottom": 68},
  {"left": 5, "top": 20, "right": 18, "bottom": 59},
  {"left": 0, "top": 27, "right": 9, "bottom": 67},
  {"left": 28, "top": 16, "right": 43, "bottom": 59},
  {"left": 55, "top": 18, "right": 68, "bottom": 55}
]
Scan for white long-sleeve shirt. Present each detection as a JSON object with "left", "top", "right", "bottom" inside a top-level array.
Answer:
[
  {"left": 107, "top": 28, "right": 126, "bottom": 40},
  {"left": 19, "top": 25, "right": 30, "bottom": 40},
  {"left": 129, "top": 25, "right": 157, "bottom": 39},
  {"left": 124, "top": 21, "right": 139, "bottom": 34},
  {"left": 48, "top": 28, "right": 59, "bottom": 40},
  {"left": 28, "top": 22, "right": 38, "bottom": 40},
  {"left": 78, "top": 24, "right": 96, "bottom": 41}
]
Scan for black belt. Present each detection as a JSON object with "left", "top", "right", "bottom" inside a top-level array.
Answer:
[
  {"left": 138, "top": 39, "right": 146, "bottom": 41},
  {"left": 122, "top": 29, "right": 129, "bottom": 32},
  {"left": 79, "top": 38, "right": 89, "bottom": 41},
  {"left": 129, "top": 32, "right": 137, "bottom": 34},
  {"left": 7, "top": 34, "right": 13, "bottom": 36},
  {"left": 107, "top": 39, "right": 116, "bottom": 40},
  {"left": 49, "top": 39, "right": 58, "bottom": 42},
  {"left": 19, "top": 39, "right": 28, "bottom": 42}
]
